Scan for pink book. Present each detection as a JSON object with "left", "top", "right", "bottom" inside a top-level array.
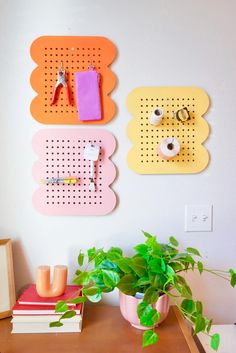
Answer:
[
  {"left": 12, "top": 301, "right": 82, "bottom": 315},
  {"left": 18, "top": 284, "right": 82, "bottom": 306}
]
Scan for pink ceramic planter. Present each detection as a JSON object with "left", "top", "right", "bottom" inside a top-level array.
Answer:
[{"left": 119, "top": 292, "right": 170, "bottom": 330}]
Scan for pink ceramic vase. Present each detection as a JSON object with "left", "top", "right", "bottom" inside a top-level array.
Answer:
[{"left": 119, "top": 291, "right": 170, "bottom": 330}]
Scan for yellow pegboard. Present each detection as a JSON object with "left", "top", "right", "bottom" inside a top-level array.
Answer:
[{"left": 127, "top": 87, "right": 210, "bottom": 174}]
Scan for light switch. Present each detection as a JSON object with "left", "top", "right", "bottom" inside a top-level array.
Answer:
[{"left": 185, "top": 204, "right": 213, "bottom": 232}]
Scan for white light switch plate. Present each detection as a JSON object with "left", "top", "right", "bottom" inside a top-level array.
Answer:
[{"left": 185, "top": 204, "right": 213, "bottom": 232}]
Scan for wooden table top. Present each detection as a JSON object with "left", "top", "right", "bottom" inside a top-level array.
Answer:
[{"left": 0, "top": 305, "right": 205, "bottom": 353}]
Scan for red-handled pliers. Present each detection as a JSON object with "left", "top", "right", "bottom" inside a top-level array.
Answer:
[{"left": 51, "top": 62, "right": 71, "bottom": 106}]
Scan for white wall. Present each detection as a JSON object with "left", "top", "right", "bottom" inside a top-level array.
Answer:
[{"left": 0, "top": 0, "right": 235, "bottom": 323}]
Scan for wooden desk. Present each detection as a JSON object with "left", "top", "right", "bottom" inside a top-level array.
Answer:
[{"left": 0, "top": 305, "right": 205, "bottom": 353}]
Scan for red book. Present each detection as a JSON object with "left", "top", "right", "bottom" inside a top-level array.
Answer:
[
  {"left": 12, "top": 301, "right": 82, "bottom": 315},
  {"left": 18, "top": 284, "right": 82, "bottom": 306}
]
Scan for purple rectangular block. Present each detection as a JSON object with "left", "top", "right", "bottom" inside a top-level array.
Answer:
[{"left": 75, "top": 68, "right": 102, "bottom": 121}]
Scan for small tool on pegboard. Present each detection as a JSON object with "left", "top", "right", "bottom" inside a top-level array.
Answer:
[
  {"left": 51, "top": 62, "right": 71, "bottom": 106},
  {"left": 41, "top": 172, "right": 79, "bottom": 185},
  {"left": 84, "top": 143, "right": 100, "bottom": 192}
]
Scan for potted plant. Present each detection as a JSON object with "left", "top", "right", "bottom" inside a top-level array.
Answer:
[{"left": 50, "top": 231, "right": 236, "bottom": 351}]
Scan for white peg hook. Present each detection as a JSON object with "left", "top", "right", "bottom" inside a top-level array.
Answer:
[{"left": 84, "top": 143, "right": 100, "bottom": 192}]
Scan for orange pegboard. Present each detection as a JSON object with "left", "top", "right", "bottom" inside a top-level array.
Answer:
[{"left": 30, "top": 36, "right": 117, "bottom": 125}]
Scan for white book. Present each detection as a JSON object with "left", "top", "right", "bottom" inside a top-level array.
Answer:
[
  {"left": 11, "top": 321, "right": 82, "bottom": 334},
  {"left": 12, "top": 315, "right": 82, "bottom": 323}
]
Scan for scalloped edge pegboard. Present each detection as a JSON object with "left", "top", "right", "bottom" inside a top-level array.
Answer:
[
  {"left": 127, "top": 87, "right": 210, "bottom": 174},
  {"left": 30, "top": 36, "right": 117, "bottom": 125},
  {"left": 32, "top": 129, "right": 117, "bottom": 216}
]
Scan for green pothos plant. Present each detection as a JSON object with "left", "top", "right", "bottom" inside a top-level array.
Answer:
[{"left": 50, "top": 231, "right": 236, "bottom": 351}]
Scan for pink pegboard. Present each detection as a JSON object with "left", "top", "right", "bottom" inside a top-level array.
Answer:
[{"left": 32, "top": 129, "right": 117, "bottom": 216}]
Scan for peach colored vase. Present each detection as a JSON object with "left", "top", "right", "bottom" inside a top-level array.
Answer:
[{"left": 119, "top": 291, "right": 170, "bottom": 330}]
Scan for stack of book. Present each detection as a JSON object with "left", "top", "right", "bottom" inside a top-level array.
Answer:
[{"left": 11, "top": 284, "right": 83, "bottom": 333}]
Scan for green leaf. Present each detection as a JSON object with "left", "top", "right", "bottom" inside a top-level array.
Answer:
[
  {"left": 166, "top": 265, "right": 176, "bottom": 276},
  {"left": 210, "top": 333, "right": 220, "bottom": 351},
  {"left": 83, "top": 287, "right": 99, "bottom": 296},
  {"left": 191, "top": 311, "right": 198, "bottom": 323},
  {"left": 49, "top": 321, "right": 63, "bottom": 327},
  {"left": 98, "top": 259, "right": 119, "bottom": 272},
  {"left": 75, "top": 269, "right": 82, "bottom": 276},
  {"left": 151, "top": 311, "right": 160, "bottom": 325},
  {"left": 181, "top": 299, "right": 195, "bottom": 314},
  {"left": 137, "top": 302, "right": 160, "bottom": 327},
  {"left": 70, "top": 296, "right": 86, "bottom": 304},
  {"left": 143, "top": 286, "right": 159, "bottom": 304},
  {"left": 197, "top": 261, "right": 204, "bottom": 274},
  {"left": 169, "top": 262, "right": 183, "bottom": 272},
  {"left": 94, "top": 251, "right": 106, "bottom": 267},
  {"left": 172, "top": 252, "right": 189, "bottom": 261},
  {"left": 73, "top": 272, "right": 90, "bottom": 285},
  {"left": 89, "top": 271, "right": 114, "bottom": 294},
  {"left": 61, "top": 310, "right": 77, "bottom": 320},
  {"left": 176, "top": 275, "right": 186, "bottom": 286},
  {"left": 145, "top": 236, "right": 157, "bottom": 247},
  {"left": 153, "top": 275, "right": 159, "bottom": 288},
  {"left": 108, "top": 246, "right": 122, "bottom": 255},
  {"left": 180, "top": 254, "right": 195, "bottom": 271},
  {"left": 86, "top": 289, "right": 102, "bottom": 303},
  {"left": 186, "top": 247, "right": 201, "bottom": 257},
  {"left": 55, "top": 301, "right": 68, "bottom": 313},
  {"left": 142, "top": 230, "right": 152, "bottom": 238},
  {"left": 161, "top": 258, "right": 166, "bottom": 272},
  {"left": 137, "top": 277, "right": 151, "bottom": 287},
  {"left": 87, "top": 247, "right": 96, "bottom": 261},
  {"left": 117, "top": 274, "right": 137, "bottom": 295},
  {"left": 181, "top": 284, "right": 192, "bottom": 299},
  {"left": 140, "top": 313, "right": 159, "bottom": 328},
  {"left": 89, "top": 271, "right": 105, "bottom": 287},
  {"left": 134, "top": 244, "right": 149, "bottom": 255},
  {"left": 114, "top": 258, "right": 132, "bottom": 273},
  {"left": 78, "top": 252, "right": 84, "bottom": 266},
  {"left": 230, "top": 273, "right": 236, "bottom": 287},
  {"left": 196, "top": 301, "right": 202, "bottom": 315},
  {"left": 142, "top": 330, "right": 158, "bottom": 347},
  {"left": 137, "top": 302, "right": 149, "bottom": 318},
  {"left": 169, "top": 236, "right": 179, "bottom": 247},
  {"left": 172, "top": 277, "right": 182, "bottom": 293},
  {"left": 146, "top": 236, "right": 162, "bottom": 254},
  {"left": 148, "top": 259, "right": 163, "bottom": 274},
  {"left": 110, "top": 246, "right": 123, "bottom": 255},
  {"left": 129, "top": 257, "right": 147, "bottom": 277},
  {"left": 102, "top": 270, "right": 120, "bottom": 288},
  {"left": 87, "top": 246, "right": 96, "bottom": 259},
  {"left": 106, "top": 247, "right": 123, "bottom": 260},
  {"left": 206, "top": 319, "right": 212, "bottom": 334},
  {"left": 194, "top": 315, "right": 206, "bottom": 334},
  {"left": 153, "top": 274, "right": 168, "bottom": 289}
]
